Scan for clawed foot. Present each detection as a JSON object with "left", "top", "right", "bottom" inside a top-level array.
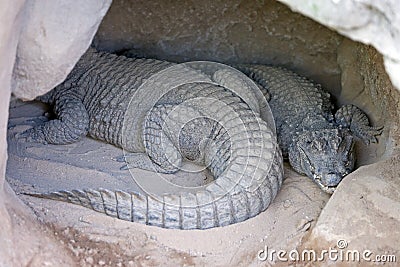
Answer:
[
  {"left": 114, "top": 153, "right": 161, "bottom": 172},
  {"left": 114, "top": 154, "right": 139, "bottom": 171},
  {"left": 354, "top": 125, "right": 384, "bottom": 145},
  {"left": 335, "top": 105, "right": 384, "bottom": 145},
  {"left": 17, "top": 126, "right": 48, "bottom": 144},
  {"left": 114, "top": 154, "right": 133, "bottom": 171}
]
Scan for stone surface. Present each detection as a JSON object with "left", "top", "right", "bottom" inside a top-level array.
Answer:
[
  {"left": 0, "top": 0, "right": 112, "bottom": 266},
  {"left": 337, "top": 40, "right": 400, "bottom": 164},
  {"left": 94, "top": 0, "right": 344, "bottom": 96},
  {"left": 302, "top": 156, "right": 400, "bottom": 266},
  {"left": 11, "top": 0, "right": 112, "bottom": 100},
  {"left": 2, "top": 183, "right": 75, "bottom": 266},
  {"left": 0, "top": 1, "right": 28, "bottom": 265},
  {"left": 278, "top": 0, "right": 400, "bottom": 91}
]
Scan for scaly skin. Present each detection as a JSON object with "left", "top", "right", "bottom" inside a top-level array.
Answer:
[
  {"left": 23, "top": 48, "right": 175, "bottom": 149},
  {"left": 235, "top": 65, "right": 383, "bottom": 193},
  {"left": 21, "top": 49, "right": 283, "bottom": 229}
]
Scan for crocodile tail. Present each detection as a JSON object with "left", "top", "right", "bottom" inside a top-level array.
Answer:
[
  {"left": 27, "top": 188, "right": 206, "bottom": 229},
  {"left": 26, "top": 187, "right": 220, "bottom": 229},
  {"left": 26, "top": 189, "right": 155, "bottom": 226},
  {"left": 26, "top": 119, "right": 283, "bottom": 230},
  {"left": 26, "top": 142, "right": 282, "bottom": 230},
  {"left": 23, "top": 186, "right": 232, "bottom": 229}
]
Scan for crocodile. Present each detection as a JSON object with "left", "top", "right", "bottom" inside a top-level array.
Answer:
[
  {"left": 234, "top": 65, "right": 383, "bottom": 193},
  {"left": 20, "top": 48, "right": 283, "bottom": 229},
  {"left": 19, "top": 49, "right": 382, "bottom": 228}
]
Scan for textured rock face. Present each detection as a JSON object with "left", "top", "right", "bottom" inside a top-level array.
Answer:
[
  {"left": 0, "top": 1, "right": 26, "bottom": 264},
  {"left": 336, "top": 41, "right": 393, "bottom": 166},
  {"left": 11, "top": 0, "right": 112, "bottom": 100},
  {"left": 278, "top": 0, "right": 400, "bottom": 91},
  {"left": 338, "top": 40, "right": 400, "bottom": 161},
  {"left": 0, "top": 0, "right": 111, "bottom": 265},
  {"left": 94, "top": 0, "right": 344, "bottom": 96},
  {"left": 303, "top": 156, "right": 400, "bottom": 266}
]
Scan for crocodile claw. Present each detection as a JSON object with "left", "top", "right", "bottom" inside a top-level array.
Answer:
[
  {"left": 356, "top": 125, "right": 384, "bottom": 145},
  {"left": 17, "top": 127, "right": 48, "bottom": 144},
  {"left": 113, "top": 155, "right": 127, "bottom": 163}
]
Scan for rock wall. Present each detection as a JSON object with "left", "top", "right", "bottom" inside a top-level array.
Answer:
[
  {"left": 94, "top": 0, "right": 344, "bottom": 96},
  {"left": 0, "top": 0, "right": 111, "bottom": 265},
  {"left": 339, "top": 40, "right": 400, "bottom": 156},
  {"left": 0, "top": 1, "right": 26, "bottom": 264},
  {"left": 11, "top": 0, "right": 111, "bottom": 100},
  {"left": 278, "top": 0, "right": 400, "bottom": 91}
]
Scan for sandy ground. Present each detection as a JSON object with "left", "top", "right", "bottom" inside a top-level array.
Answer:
[{"left": 6, "top": 99, "right": 330, "bottom": 266}]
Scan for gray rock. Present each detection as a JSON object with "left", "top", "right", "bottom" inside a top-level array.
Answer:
[
  {"left": 304, "top": 157, "right": 400, "bottom": 264},
  {"left": 278, "top": 0, "right": 400, "bottom": 90},
  {"left": 11, "top": 0, "right": 112, "bottom": 100}
]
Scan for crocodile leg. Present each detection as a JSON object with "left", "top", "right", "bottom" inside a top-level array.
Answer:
[
  {"left": 335, "top": 104, "right": 383, "bottom": 144},
  {"left": 19, "top": 89, "right": 89, "bottom": 145},
  {"left": 115, "top": 132, "right": 182, "bottom": 174}
]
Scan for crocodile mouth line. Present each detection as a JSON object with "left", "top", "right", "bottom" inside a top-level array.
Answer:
[{"left": 313, "top": 175, "right": 336, "bottom": 194}]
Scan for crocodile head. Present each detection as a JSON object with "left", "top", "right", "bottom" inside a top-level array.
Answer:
[{"left": 288, "top": 129, "right": 355, "bottom": 194}]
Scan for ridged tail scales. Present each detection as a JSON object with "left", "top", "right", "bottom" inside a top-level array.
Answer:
[{"left": 27, "top": 146, "right": 282, "bottom": 230}]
